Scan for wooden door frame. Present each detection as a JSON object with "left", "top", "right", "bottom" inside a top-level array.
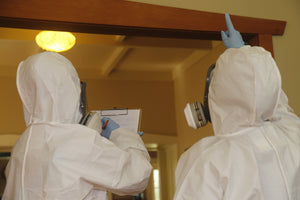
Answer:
[{"left": 0, "top": 0, "right": 286, "bottom": 54}]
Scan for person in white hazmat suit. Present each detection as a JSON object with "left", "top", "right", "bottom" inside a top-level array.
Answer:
[
  {"left": 174, "top": 14, "right": 300, "bottom": 200},
  {"left": 3, "top": 51, "right": 152, "bottom": 200}
]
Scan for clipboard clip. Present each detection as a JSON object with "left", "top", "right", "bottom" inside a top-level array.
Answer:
[{"left": 100, "top": 107, "right": 128, "bottom": 116}]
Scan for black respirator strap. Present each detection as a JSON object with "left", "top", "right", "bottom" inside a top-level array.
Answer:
[
  {"left": 79, "top": 81, "right": 87, "bottom": 124},
  {"left": 203, "top": 63, "right": 215, "bottom": 122}
]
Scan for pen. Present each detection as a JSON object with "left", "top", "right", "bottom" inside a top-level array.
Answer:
[{"left": 102, "top": 120, "right": 109, "bottom": 129}]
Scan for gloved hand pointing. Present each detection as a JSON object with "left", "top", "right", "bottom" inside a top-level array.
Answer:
[
  {"left": 221, "top": 13, "right": 245, "bottom": 49},
  {"left": 101, "top": 117, "right": 120, "bottom": 139}
]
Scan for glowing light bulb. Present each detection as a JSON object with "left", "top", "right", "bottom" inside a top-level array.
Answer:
[{"left": 36, "top": 31, "right": 76, "bottom": 52}]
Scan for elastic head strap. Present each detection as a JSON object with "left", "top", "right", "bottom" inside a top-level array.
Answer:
[{"left": 203, "top": 63, "right": 215, "bottom": 122}]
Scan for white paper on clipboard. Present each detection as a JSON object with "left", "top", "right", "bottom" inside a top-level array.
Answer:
[{"left": 93, "top": 109, "right": 141, "bottom": 133}]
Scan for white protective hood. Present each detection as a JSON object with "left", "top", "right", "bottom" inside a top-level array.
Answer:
[
  {"left": 174, "top": 46, "right": 300, "bottom": 200},
  {"left": 16, "top": 51, "right": 82, "bottom": 126},
  {"left": 4, "top": 52, "right": 152, "bottom": 200},
  {"left": 209, "top": 45, "right": 281, "bottom": 135}
]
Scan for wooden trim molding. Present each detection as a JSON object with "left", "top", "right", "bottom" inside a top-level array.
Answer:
[
  {"left": 249, "top": 34, "right": 274, "bottom": 56},
  {"left": 0, "top": 0, "right": 286, "bottom": 43}
]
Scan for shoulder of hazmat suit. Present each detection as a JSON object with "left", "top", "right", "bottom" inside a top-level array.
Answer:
[
  {"left": 174, "top": 46, "right": 300, "bottom": 200},
  {"left": 3, "top": 52, "right": 152, "bottom": 200}
]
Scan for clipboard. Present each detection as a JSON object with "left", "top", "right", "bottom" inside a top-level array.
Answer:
[{"left": 92, "top": 108, "right": 142, "bottom": 133}]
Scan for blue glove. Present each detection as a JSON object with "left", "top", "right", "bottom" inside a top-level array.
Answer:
[
  {"left": 221, "top": 13, "right": 245, "bottom": 49},
  {"left": 137, "top": 131, "right": 144, "bottom": 136},
  {"left": 101, "top": 117, "right": 120, "bottom": 139}
]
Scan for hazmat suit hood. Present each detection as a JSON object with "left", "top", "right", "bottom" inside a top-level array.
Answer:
[
  {"left": 208, "top": 46, "right": 281, "bottom": 136},
  {"left": 4, "top": 52, "right": 152, "bottom": 200},
  {"left": 16, "top": 51, "right": 82, "bottom": 126},
  {"left": 175, "top": 45, "right": 300, "bottom": 200}
]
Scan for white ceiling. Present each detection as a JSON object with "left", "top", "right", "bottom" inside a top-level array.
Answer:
[{"left": 0, "top": 27, "right": 221, "bottom": 81}]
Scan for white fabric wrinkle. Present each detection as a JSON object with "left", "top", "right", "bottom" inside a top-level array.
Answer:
[{"left": 261, "top": 126, "right": 291, "bottom": 199}]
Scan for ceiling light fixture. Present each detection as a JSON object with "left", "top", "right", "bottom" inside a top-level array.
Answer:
[{"left": 35, "top": 31, "right": 76, "bottom": 52}]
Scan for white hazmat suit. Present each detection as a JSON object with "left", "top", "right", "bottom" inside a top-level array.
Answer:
[
  {"left": 3, "top": 52, "right": 152, "bottom": 200},
  {"left": 174, "top": 46, "right": 300, "bottom": 200}
]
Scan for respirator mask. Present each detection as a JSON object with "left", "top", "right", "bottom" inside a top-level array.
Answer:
[
  {"left": 184, "top": 64, "right": 215, "bottom": 129},
  {"left": 78, "top": 81, "right": 102, "bottom": 133}
]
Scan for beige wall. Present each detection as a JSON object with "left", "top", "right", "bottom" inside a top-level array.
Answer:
[
  {"left": 157, "top": 144, "right": 177, "bottom": 200},
  {"left": 0, "top": 77, "right": 25, "bottom": 136},
  {"left": 84, "top": 78, "right": 176, "bottom": 136}
]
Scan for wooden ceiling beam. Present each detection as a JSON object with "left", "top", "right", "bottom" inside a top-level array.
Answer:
[
  {"left": 0, "top": 0, "right": 286, "bottom": 41},
  {"left": 0, "top": 27, "right": 214, "bottom": 49},
  {"left": 101, "top": 47, "right": 130, "bottom": 76}
]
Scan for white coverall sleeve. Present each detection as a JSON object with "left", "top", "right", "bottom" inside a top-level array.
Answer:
[
  {"left": 57, "top": 127, "right": 152, "bottom": 196},
  {"left": 106, "top": 128, "right": 152, "bottom": 194},
  {"left": 109, "top": 128, "right": 151, "bottom": 162}
]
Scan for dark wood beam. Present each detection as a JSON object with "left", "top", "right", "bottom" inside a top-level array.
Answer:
[
  {"left": 249, "top": 34, "right": 274, "bottom": 56},
  {"left": 0, "top": 0, "right": 286, "bottom": 40}
]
